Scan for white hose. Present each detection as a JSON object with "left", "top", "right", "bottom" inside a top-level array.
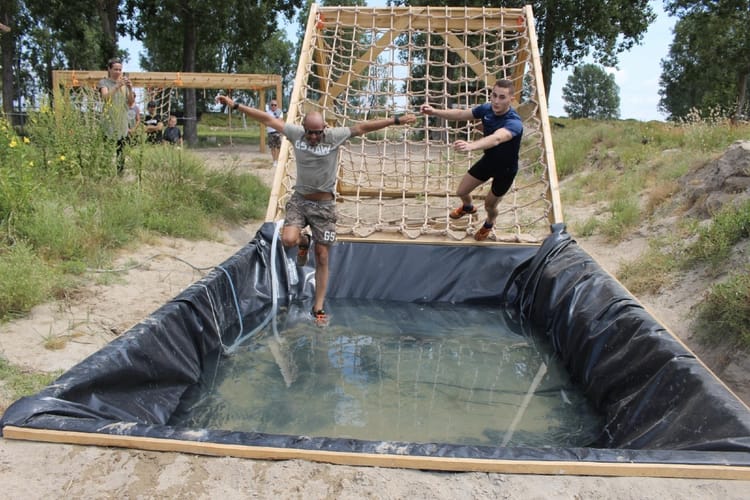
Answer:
[{"left": 223, "top": 220, "right": 284, "bottom": 354}]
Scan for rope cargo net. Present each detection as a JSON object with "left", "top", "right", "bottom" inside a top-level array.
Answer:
[
  {"left": 271, "top": 5, "right": 561, "bottom": 243},
  {"left": 63, "top": 83, "right": 174, "bottom": 122}
]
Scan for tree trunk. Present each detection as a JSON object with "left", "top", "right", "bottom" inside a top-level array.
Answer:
[
  {"left": 0, "top": 2, "right": 16, "bottom": 117},
  {"left": 734, "top": 70, "right": 748, "bottom": 123},
  {"left": 96, "top": 0, "right": 119, "bottom": 60},
  {"left": 181, "top": 4, "right": 198, "bottom": 146},
  {"left": 539, "top": 35, "right": 554, "bottom": 105}
]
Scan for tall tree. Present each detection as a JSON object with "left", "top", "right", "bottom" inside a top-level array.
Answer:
[
  {"left": 95, "top": 0, "right": 121, "bottom": 60},
  {"left": 562, "top": 63, "right": 620, "bottom": 119},
  {"left": 391, "top": 0, "right": 655, "bottom": 103},
  {"left": 659, "top": 0, "right": 750, "bottom": 121},
  {"left": 23, "top": 0, "right": 109, "bottom": 91},
  {"left": 239, "top": 31, "right": 296, "bottom": 107},
  {"left": 124, "top": 0, "right": 302, "bottom": 145},
  {"left": 0, "top": 0, "right": 20, "bottom": 116}
]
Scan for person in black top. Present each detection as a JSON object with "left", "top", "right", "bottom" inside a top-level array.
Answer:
[{"left": 143, "top": 101, "right": 164, "bottom": 144}]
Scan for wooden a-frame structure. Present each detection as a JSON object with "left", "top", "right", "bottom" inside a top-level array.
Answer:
[{"left": 52, "top": 71, "right": 282, "bottom": 152}]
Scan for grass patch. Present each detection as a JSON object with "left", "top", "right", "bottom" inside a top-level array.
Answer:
[
  {"left": 569, "top": 215, "right": 599, "bottom": 237},
  {"left": 693, "top": 268, "right": 750, "bottom": 349},
  {"left": 0, "top": 242, "right": 63, "bottom": 321},
  {"left": 0, "top": 356, "right": 62, "bottom": 411},
  {"left": 555, "top": 116, "right": 750, "bottom": 350},
  {"left": 617, "top": 241, "right": 679, "bottom": 295},
  {"left": 599, "top": 196, "right": 641, "bottom": 242},
  {"left": 682, "top": 199, "right": 750, "bottom": 270}
]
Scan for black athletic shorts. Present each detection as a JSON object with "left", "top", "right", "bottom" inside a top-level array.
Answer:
[{"left": 467, "top": 156, "right": 518, "bottom": 197}]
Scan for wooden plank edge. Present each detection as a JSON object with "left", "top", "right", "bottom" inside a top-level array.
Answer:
[{"left": 3, "top": 426, "right": 749, "bottom": 480}]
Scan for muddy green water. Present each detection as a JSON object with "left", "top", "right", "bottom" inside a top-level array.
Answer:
[{"left": 170, "top": 299, "right": 603, "bottom": 447}]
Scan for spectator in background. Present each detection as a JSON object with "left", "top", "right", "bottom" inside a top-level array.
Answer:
[
  {"left": 267, "top": 99, "right": 283, "bottom": 167},
  {"left": 97, "top": 58, "right": 133, "bottom": 173},
  {"left": 163, "top": 114, "right": 182, "bottom": 146},
  {"left": 143, "top": 101, "right": 164, "bottom": 144}
]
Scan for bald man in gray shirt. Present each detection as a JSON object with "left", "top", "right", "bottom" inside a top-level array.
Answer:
[{"left": 216, "top": 95, "right": 416, "bottom": 325}]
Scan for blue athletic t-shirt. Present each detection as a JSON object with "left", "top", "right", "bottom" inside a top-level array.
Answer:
[{"left": 471, "top": 103, "right": 523, "bottom": 168}]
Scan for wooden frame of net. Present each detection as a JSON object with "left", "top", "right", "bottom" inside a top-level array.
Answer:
[
  {"left": 267, "top": 5, "right": 563, "bottom": 244},
  {"left": 51, "top": 71, "right": 282, "bottom": 152}
]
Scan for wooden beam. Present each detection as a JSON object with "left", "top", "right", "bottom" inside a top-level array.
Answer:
[
  {"left": 522, "top": 5, "right": 563, "bottom": 225},
  {"left": 265, "top": 3, "right": 320, "bottom": 222},
  {"left": 320, "top": 16, "right": 411, "bottom": 104},
  {"left": 337, "top": 186, "right": 480, "bottom": 199},
  {"left": 318, "top": 7, "right": 527, "bottom": 32},
  {"left": 52, "top": 71, "right": 281, "bottom": 91},
  {"left": 443, "top": 33, "right": 487, "bottom": 83},
  {"left": 4, "top": 426, "right": 749, "bottom": 480}
]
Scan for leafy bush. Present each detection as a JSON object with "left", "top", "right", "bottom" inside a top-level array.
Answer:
[
  {"left": 0, "top": 242, "right": 62, "bottom": 320},
  {"left": 683, "top": 200, "right": 750, "bottom": 269},
  {"left": 0, "top": 118, "right": 37, "bottom": 241},
  {"left": 0, "top": 94, "right": 269, "bottom": 320},
  {"left": 694, "top": 268, "right": 750, "bottom": 349}
]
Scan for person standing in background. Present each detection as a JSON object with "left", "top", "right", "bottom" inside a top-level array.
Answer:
[
  {"left": 97, "top": 58, "right": 133, "bottom": 174},
  {"left": 143, "top": 101, "right": 164, "bottom": 144},
  {"left": 267, "top": 99, "right": 283, "bottom": 167}
]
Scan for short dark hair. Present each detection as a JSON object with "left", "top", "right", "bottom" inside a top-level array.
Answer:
[
  {"left": 107, "top": 58, "right": 122, "bottom": 69},
  {"left": 494, "top": 79, "right": 515, "bottom": 93},
  {"left": 147, "top": 101, "right": 157, "bottom": 108}
]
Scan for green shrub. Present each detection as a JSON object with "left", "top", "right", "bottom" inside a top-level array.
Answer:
[
  {"left": 0, "top": 118, "right": 37, "bottom": 240},
  {"left": 683, "top": 200, "right": 750, "bottom": 269},
  {"left": 0, "top": 242, "right": 61, "bottom": 320},
  {"left": 694, "top": 268, "right": 750, "bottom": 349},
  {"left": 0, "top": 356, "right": 61, "bottom": 409},
  {"left": 0, "top": 93, "right": 270, "bottom": 319}
]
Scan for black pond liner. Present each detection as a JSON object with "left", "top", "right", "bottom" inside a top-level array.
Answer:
[{"left": 2, "top": 222, "right": 750, "bottom": 471}]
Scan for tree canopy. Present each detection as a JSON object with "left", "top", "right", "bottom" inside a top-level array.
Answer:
[
  {"left": 15, "top": 0, "right": 745, "bottom": 126},
  {"left": 659, "top": 0, "right": 750, "bottom": 120},
  {"left": 0, "top": 0, "right": 302, "bottom": 142},
  {"left": 562, "top": 63, "right": 620, "bottom": 119},
  {"left": 392, "top": 0, "right": 655, "bottom": 101}
]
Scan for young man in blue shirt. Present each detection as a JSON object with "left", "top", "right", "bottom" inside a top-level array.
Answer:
[{"left": 421, "top": 79, "right": 523, "bottom": 241}]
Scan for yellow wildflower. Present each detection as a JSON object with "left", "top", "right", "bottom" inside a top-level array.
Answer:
[
  {"left": 23, "top": 136, "right": 30, "bottom": 144},
  {"left": 59, "top": 155, "right": 66, "bottom": 161},
  {"left": 9, "top": 139, "right": 17, "bottom": 148}
]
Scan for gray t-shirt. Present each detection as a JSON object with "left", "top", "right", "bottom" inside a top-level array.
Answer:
[
  {"left": 97, "top": 78, "right": 129, "bottom": 140},
  {"left": 283, "top": 124, "right": 352, "bottom": 194}
]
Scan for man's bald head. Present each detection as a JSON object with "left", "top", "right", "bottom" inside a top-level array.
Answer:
[{"left": 302, "top": 112, "right": 325, "bottom": 130}]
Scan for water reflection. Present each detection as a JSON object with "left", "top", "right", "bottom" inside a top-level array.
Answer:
[{"left": 170, "top": 299, "right": 603, "bottom": 447}]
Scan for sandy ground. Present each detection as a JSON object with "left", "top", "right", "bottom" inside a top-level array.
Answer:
[{"left": 1, "top": 145, "right": 749, "bottom": 499}]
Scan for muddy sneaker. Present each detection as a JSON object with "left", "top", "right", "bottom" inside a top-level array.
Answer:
[
  {"left": 311, "top": 308, "right": 329, "bottom": 327},
  {"left": 297, "top": 233, "right": 311, "bottom": 267},
  {"left": 449, "top": 204, "right": 477, "bottom": 219},
  {"left": 474, "top": 222, "right": 493, "bottom": 241}
]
